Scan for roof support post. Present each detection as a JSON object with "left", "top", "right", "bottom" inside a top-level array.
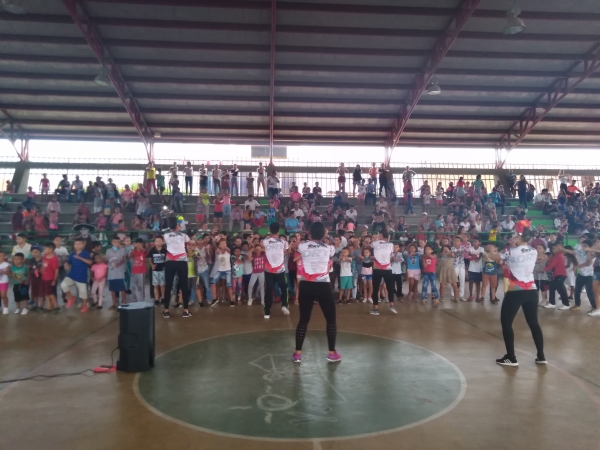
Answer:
[
  {"left": 496, "top": 41, "right": 600, "bottom": 164},
  {"left": 385, "top": 0, "right": 481, "bottom": 165},
  {"left": 268, "top": 0, "right": 277, "bottom": 164},
  {"left": 61, "top": 0, "right": 153, "bottom": 161}
]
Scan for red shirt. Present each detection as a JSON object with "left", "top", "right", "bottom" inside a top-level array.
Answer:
[
  {"left": 130, "top": 249, "right": 147, "bottom": 274},
  {"left": 544, "top": 253, "right": 567, "bottom": 278},
  {"left": 214, "top": 199, "right": 224, "bottom": 213},
  {"left": 422, "top": 255, "right": 437, "bottom": 273},
  {"left": 41, "top": 254, "right": 59, "bottom": 281}
]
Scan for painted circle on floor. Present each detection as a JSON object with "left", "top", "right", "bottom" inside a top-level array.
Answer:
[{"left": 135, "top": 330, "right": 465, "bottom": 441}]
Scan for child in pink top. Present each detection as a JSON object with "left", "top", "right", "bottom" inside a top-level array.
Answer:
[
  {"left": 90, "top": 254, "right": 108, "bottom": 307},
  {"left": 96, "top": 214, "right": 108, "bottom": 229}
]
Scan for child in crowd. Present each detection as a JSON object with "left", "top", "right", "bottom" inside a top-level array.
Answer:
[
  {"left": 211, "top": 236, "right": 233, "bottom": 306},
  {"left": 62, "top": 238, "right": 92, "bottom": 313},
  {"left": 405, "top": 244, "right": 421, "bottom": 301},
  {"left": 231, "top": 247, "right": 244, "bottom": 304},
  {"left": 0, "top": 251, "right": 11, "bottom": 314},
  {"left": 90, "top": 254, "right": 108, "bottom": 308},
  {"left": 438, "top": 245, "right": 460, "bottom": 302},
  {"left": 248, "top": 244, "right": 265, "bottom": 306},
  {"left": 391, "top": 243, "right": 404, "bottom": 301},
  {"left": 41, "top": 242, "right": 59, "bottom": 312},
  {"left": 421, "top": 245, "right": 440, "bottom": 305},
  {"left": 543, "top": 243, "right": 571, "bottom": 310},
  {"left": 8, "top": 252, "right": 30, "bottom": 314},
  {"left": 360, "top": 247, "right": 373, "bottom": 303},
  {"left": 481, "top": 244, "right": 500, "bottom": 304},
  {"left": 213, "top": 192, "right": 224, "bottom": 230},
  {"left": 533, "top": 244, "right": 549, "bottom": 306},
  {"left": 28, "top": 245, "right": 44, "bottom": 311},
  {"left": 467, "top": 237, "right": 484, "bottom": 301},
  {"left": 338, "top": 247, "right": 353, "bottom": 303},
  {"left": 147, "top": 236, "right": 167, "bottom": 306},
  {"left": 129, "top": 238, "right": 147, "bottom": 302},
  {"left": 196, "top": 194, "right": 208, "bottom": 229},
  {"left": 106, "top": 235, "right": 127, "bottom": 309}
]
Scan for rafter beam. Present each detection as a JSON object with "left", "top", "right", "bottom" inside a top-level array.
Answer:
[
  {"left": 268, "top": 0, "right": 276, "bottom": 164},
  {"left": 495, "top": 42, "right": 600, "bottom": 168},
  {"left": 385, "top": 0, "right": 481, "bottom": 164},
  {"left": 60, "top": 0, "right": 154, "bottom": 161}
]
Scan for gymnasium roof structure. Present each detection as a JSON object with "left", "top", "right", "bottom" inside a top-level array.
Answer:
[{"left": 1, "top": 0, "right": 600, "bottom": 159}]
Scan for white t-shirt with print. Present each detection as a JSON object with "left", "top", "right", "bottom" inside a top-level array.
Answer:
[{"left": 468, "top": 247, "right": 485, "bottom": 272}]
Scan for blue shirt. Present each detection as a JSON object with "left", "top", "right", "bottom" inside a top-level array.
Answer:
[
  {"left": 67, "top": 250, "right": 91, "bottom": 283},
  {"left": 285, "top": 217, "right": 299, "bottom": 232},
  {"left": 405, "top": 253, "right": 421, "bottom": 271},
  {"left": 366, "top": 184, "right": 375, "bottom": 194}
]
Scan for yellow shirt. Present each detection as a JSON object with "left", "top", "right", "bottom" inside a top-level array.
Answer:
[
  {"left": 489, "top": 228, "right": 498, "bottom": 242},
  {"left": 201, "top": 193, "right": 210, "bottom": 206},
  {"left": 146, "top": 167, "right": 156, "bottom": 179}
]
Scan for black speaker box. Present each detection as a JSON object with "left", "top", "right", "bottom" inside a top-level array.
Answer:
[{"left": 117, "top": 301, "right": 155, "bottom": 372}]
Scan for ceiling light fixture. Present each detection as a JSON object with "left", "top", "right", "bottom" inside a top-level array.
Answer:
[
  {"left": 94, "top": 67, "right": 111, "bottom": 87},
  {"left": 504, "top": 0, "right": 526, "bottom": 35},
  {"left": 426, "top": 77, "right": 442, "bottom": 96},
  {"left": 1, "top": 0, "right": 26, "bottom": 14}
]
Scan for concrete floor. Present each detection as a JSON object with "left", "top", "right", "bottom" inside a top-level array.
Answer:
[{"left": 0, "top": 295, "right": 599, "bottom": 450}]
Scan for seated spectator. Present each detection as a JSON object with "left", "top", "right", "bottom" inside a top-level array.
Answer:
[
  {"left": 285, "top": 211, "right": 299, "bottom": 234},
  {"left": 54, "top": 175, "right": 70, "bottom": 200},
  {"left": 71, "top": 175, "right": 84, "bottom": 202},
  {"left": 500, "top": 215, "right": 515, "bottom": 232},
  {"left": 534, "top": 189, "right": 552, "bottom": 209},
  {"left": 291, "top": 202, "right": 304, "bottom": 218},
  {"left": 230, "top": 204, "right": 243, "bottom": 231},
  {"left": 252, "top": 206, "right": 266, "bottom": 228},
  {"left": 365, "top": 179, "right": 376, "bottom": 206},
  {"left": 514, "top": 205, "right": 526, "bottom": 221},
  {"left": 22, "top": 186, "right": 36, "bottom": 209},
  {"left": 290, "top": 186, "right": 302, "bottom": 203},
  {"left": 345, "top": 205, "right": 358, "bottom": 223},
  {"left": 483, "top": 197, "right": 497, "bottom": 221},
  {"left": 121, "top": 184, "right": 135, "bottom": 211}
]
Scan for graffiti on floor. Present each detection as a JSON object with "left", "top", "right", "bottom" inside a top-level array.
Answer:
[{"left": 228, "top": 354, "right": 347, "bottom": 426}]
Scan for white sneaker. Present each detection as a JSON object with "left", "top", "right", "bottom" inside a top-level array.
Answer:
[
  {"left": 2, "top": 307, "right": 8, "bottom": 315},
  {"left": 14, "top": 308, "right": 20, "bottom": 314},
  {"left": 367, "top": 298, "right": 373, "bottom": 304},
  {"left": 264, "top": 315, "right": 270, "bottom": 319},
  {"left": 459, "top": 298, "right": 468, "bottom": 302},
  {"left": 21, "top": 308, "right": 28, "bottom": 315},
  {"left": 543, "top": 303, "right": 556, "bottom": 309},
  {"left": 361, "top": 298, "right": 368, "bottom": 303},
  {"left": 524, "top": 208, "right": 528, "bottom": 213},
  {"left": 281, "top": 306, "right": 290, "bottom": 315},
  {"left": 247, "top": 299, "right": 253, "bottom": 306},
  {"left": 558, "top": 304, "right": 570, "bottom": 311},
  {"left": 588, "top": 309, "right": 600, "bottom": 317}
]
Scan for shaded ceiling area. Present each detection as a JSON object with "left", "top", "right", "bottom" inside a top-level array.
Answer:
[{"left": 0, "top": 0, "right": 599, "bottom": 151}]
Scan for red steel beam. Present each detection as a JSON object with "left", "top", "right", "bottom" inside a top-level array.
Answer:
[
  {"left": 268, "top": 0, "right": 276, "bottom": 164},
  {"left": 60, "top": 0, "right": 154, "bottom": 161},
  {"left": 495, "top": 42, "right": 600, "bottom": 168},
  {"left": 386, "top": 0, "right": 481, "bottom": 164}
]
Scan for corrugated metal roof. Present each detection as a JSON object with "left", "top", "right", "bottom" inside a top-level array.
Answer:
[{"left": 0, "top": 0, "right": 599, "bottom": 149}]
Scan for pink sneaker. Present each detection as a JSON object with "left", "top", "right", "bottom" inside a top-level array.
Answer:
[
  {"left": 292, "top": 353, "right": 302, "bottom": 363},
  {"left": 66, "top": 295, "right": 76, "bottom": 308},
  {"left": 326, "top": 352, "right": 342, "bottom": 363},
  {"left": 80, "top": 304, "right": 88, "bottom": 313}
]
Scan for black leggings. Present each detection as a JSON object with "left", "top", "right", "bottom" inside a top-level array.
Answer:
[
  {"left": 549, "top": 275, "right": 569, "bottom": 306},
  {"left": 500, "top": 290, "right": 544, "bottom": 359},
  {"left": 163, "top": 261, "right": 190, "bottom": 310},
  {"left": 295, "top": 281, "right": 336, "bottom": 351},
  {"left": 393, "top": 274, "right": 403, "bottom": 297},
  {"left": 185, "top": 176, "right": 193, "bottom": 194},
  {"left": 372, "top": 269, "right": 395, "bottom": 306},
  {"left": 264, "top": 271, "right": 288, "bottom": 315}
]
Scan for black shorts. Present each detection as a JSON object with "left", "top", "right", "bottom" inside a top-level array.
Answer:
[
  {"left": 298, "top": 280, "right": 334, "bottom": 303},
  {"left": 535, "top": 280, "right": 549, "bottom": 292},
  {"left": 13, "top": 284, "right": 30, "bottom": 302},
  {"left": 468, "top": 271, "right": 482, "bottom": 283},
  {"left": 214, "top": 211, "right": 223, "bottom": 218}
]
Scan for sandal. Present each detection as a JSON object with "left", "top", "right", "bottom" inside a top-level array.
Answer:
[
  {"left": 108, "top": 305, "right": 117, "bottom": 311},
  {"left": 433, "top": 299, "right": 440, "bottom": 307},
  {"left": 452, "top": 298, "right": 459, "bottom": 302},
  {"left": 467, "top": 296, "right": 474, "bottom": 302}
]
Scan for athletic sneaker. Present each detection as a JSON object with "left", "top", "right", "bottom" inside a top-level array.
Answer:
[
  {"left": 162, "top": 310, "right": 170, "bottom": 319},
  {"left": 535, "top": 357, "right": 548, "bottom": 365},
  {"left": 361, "top": 298, "right": 368, "bottom": 303},
  {"left": 14, "top": 308, "right": 20, "bottom": 314},
  {"left": 2, "top": 307, "right": 8, "bottom": 315},
  {"left": 66, "top": 295, "right": 76, "bottom": 308},
  {"left": 369, "top": 309, "right": 379, "bottom": 316},
  {"left": 558, "top": 304, "right": 570, "bottom": 311},
  {"left": 543, "top": 303, "right": 556, "bottom": 309},
  {"left": 496, "top": 355, "right": 518, "bottom": 367},
  {"left": 21, "top": 308, "right": 28, "bottom": 315},
  {"left": 327, "top": 352, "right": 342, "bottom": 363},
  {"left": 210, "top": 300, "right": 219, "bottom": 307},
  {"left": 230, "top": 301, "right": 235, "bottom": 307},
  {"left": 459, "top": 298, "right": 468, "bottom": 302},
  {"left": 570, "top": 305, "right": 580, "bottom": 311},
  {"left": 588, "top": 309, "right": 600, "bottom": 317},
  {"left": 292, "top": 353, "right": 302, "bottom": 363},
  {"left": 390, "top": 307, "right": 398, "bottom": 314},
  {"left": 81, "top": 304, "right": 88, "bottom": 313},
  {"left": 248, "top": 299, "right": 253, "bottom": 306},
  {"left": 264, "top": 315, "right": 270, "bottom": 319},
  {"left": 367, "top": 298, "right": 373, "bottom": 304},
  {"left": 282, "top": 306, "right": 290, "bottom": 315},
  {"left": 182, "top": 310, "right": 192, "bottom": 318},
  {"left": 154, "top": 300, "right": 161, "bottom": 307}
]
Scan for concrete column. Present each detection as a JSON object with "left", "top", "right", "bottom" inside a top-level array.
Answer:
[{"left": 11, "top": 162, "right": 30, "bottom": 194}]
